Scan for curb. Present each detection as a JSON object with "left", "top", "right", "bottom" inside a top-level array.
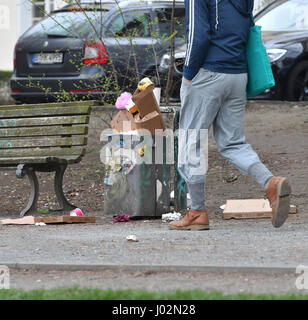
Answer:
[{"left": 1, "top": 263, "right": 297, "bottom": 274}]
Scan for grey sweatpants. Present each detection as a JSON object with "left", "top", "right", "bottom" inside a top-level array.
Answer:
[{"left": 178, "top": 68, "right": 273, "bottom": 210}]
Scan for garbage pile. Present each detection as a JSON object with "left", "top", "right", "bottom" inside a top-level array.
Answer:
[{"left": 110, "top": 77, "right": 166, "bottom": 135}]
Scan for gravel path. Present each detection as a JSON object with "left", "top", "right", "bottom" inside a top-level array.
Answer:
[
  {"left": 1, "top": 215, "right": 308, "bottom": 268},
  {"left": 1, "top": 214, "right": 308, "bottom": 293}
]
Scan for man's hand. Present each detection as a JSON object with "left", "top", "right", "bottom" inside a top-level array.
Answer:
[{"left": 183, "top": 77, "right": 191, "bottom": 84}]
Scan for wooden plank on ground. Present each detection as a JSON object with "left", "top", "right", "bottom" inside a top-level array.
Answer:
[
  {"left": 34, "top": 216, "right": 96, "bottom": 224},
  {"left": 0, "top": 216, "right": 96, "bottom": 225},
  {"left": 0, "top": 115, "right": 89, "bottom": 128},
  {"left": 223, "top": 199, "right": 297, "bottom": 220}
]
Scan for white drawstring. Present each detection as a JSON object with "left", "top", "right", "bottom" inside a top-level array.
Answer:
[{"left": 215, "top": 0, "right": 219, "bottom": 30}]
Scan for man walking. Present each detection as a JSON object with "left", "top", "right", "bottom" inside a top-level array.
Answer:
[{"left": 169, "top": 0, "right": 291, "bottom": 230}]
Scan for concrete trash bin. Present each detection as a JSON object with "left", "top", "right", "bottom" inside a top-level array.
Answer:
[{"left": 103, "top": 133, "right": 170, "bottom": 218}]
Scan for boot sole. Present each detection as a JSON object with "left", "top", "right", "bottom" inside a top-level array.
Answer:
[
  {"left": 168, "top": 224, "right": 210, "bottom": 231},
  {"left": 272, "top": 178, "right": 291, "bottom": 228}
]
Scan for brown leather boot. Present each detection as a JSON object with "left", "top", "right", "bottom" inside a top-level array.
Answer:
[
  {"left": 265, "top": 177, "right": 291, "bottom": 228},
  {"left": 168, "top": 209, "right": 210, "bottom": 230}
]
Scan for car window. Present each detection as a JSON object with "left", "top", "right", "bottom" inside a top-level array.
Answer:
[
  {"left": 154, "top": 8, "right": 186, "bottom": 38},
  {"left": 256, "top": 0, "right": 308, "bottom": 31},
  {"left": 106, "top": 10, "right": 152, "bottom": 37},
  {"left": 23, "top": 11, "right": 108, "bottom": 39}
]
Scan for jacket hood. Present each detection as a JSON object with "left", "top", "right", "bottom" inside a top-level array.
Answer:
[{"left": 229, "top": 0, "right": 254, "bottom": 16}]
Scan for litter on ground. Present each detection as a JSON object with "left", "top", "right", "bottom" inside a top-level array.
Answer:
[
  {"left": 126, "top": 235, "right": 139, "bottom": 242},
  {"left": 113, "top": 214, "right": 130, "bottom": 223},
  {"left": 162, "top": 212, "right": 182, "bottom": 222},
  {"left": 35, "top": 222, "right": 46, "bottom": 226}
]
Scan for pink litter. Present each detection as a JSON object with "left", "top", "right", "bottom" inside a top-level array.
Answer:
[
  {"left": 113, "top": 214, "right": 130, "bottom": 223},
  {"left": 115, "top": 92, "right": 132, "bottom": 109}
]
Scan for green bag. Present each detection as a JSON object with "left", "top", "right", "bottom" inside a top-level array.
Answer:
[{"left": 246, "top": 15, "right": 275, "bottom": 98}]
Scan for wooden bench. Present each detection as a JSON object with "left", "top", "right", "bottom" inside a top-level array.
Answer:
[{"left": 0, "top": 101, "right": 94, "bottom": 217}]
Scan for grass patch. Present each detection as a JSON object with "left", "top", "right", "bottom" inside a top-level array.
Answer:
[
  {"left": 37, "top": 208, "right": 49, "bottom": 214},
  {"left": 0, "top": 70, "right": 13, "bottom": 82},
  {"left": 0, "top": 288, "right": 308, "bottom": 300}
]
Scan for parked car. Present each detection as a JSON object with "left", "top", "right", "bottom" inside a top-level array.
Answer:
[
  {"left": 159, "top": 0, "right": 308, "bottom": 101},
  {"left": 10, "top": 0, "right": 186, "bottom": 104}
]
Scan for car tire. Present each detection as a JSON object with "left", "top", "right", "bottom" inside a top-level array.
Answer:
[
  {"left": 286, "top": 60, "right": 308, "bottom": 101},
  {"left": 13, "top": 98, "right": 32, "bottom": 105},
  {"left": 13, "top": 100, "right": 23, "bottom": 105}
]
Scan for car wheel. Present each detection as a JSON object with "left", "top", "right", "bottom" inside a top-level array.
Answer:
[
  {"left": 287, "top": 61, "right": 308, "bottom": 101},
  {"left": 13, "top": 100, "right": 23, "bottom": 105}
]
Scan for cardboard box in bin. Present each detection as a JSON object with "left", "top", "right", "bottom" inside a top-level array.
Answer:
[
  {"left": 132, "top": 85, "right": 161, "bottom": 117},
  {"left": 110, "top": 110, "right": 137, "bottom": 132},
  {"left": 134, "top": 111, "right": 165, "bottom": 135},
  {"left": 110, "top": 78, "right": 166, "bottom": 134},
  {"left": 132, "top": 86, "right": 166, "bottom": 130}
]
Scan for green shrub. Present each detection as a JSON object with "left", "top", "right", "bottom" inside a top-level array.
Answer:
[{"left": 0, "top": 70, "right": 13, "bottom": 82}]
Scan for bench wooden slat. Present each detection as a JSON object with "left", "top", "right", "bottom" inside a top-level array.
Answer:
[
  {"left": 0, "top": 105, "right": 91, "bottom": 119},
  {"left": 0, "top": 100, "right": 95, "bottom": 110},
  {"left": 0, "top": 146, "right": 86, "bottom": 158},
  {"left": 0, "top": 115, "right": 89, "bottom": 128},
  {"left": 0, "top": 125, "right": 88, "bottom": 138},
  {"left": 0, "top": 136, "right": 87, "bottom": 149},
  {"left": 0, "top": 155, "right": 82, "bottom": 165}
]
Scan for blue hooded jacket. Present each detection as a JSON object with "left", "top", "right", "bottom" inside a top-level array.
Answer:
[{"left": 183, "top": 0, "right": 254, "bottom": 80}]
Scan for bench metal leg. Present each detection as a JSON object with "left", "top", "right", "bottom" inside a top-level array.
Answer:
[
  {"left": 16, "top": 164, "right": 39, "bottom": 217},
  {"left": 16, "top": 163, "right": 76, "bottom": 216},
  {"left": 54, "top": 164, "right": 76, "bottom": 212}
]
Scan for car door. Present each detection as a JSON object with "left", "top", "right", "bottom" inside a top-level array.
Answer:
[{"left": 103, "top": 7, "right": 160, "bottom": 90}]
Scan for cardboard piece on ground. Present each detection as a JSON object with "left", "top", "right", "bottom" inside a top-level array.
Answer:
[
  {"left": 134, "top": 111, "right": 165, "bottom": 135},
  {"left": 110, "top": 110, "right": 137, "bottom": 133},
  {"left": 223, "top": 199, "right": 296, "bottom": 220},
  {"left": 0, "top": 216, "right": 96, "bottom": 225},
  {"left": 0, "top": 216, "right": 35, "bottom": 225}
]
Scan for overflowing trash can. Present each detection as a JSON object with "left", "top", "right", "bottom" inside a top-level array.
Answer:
[
  {"left": 103, "top": 133, "right": 171, "bottom": 218},
  {"left": 102, "top": 77, "right": 187, "bottom": 218}
]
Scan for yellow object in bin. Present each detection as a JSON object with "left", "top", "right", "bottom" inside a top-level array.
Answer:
[
  {"left": 138, "top": 77, "right": 154, "bottom": 91},
  {"left": 138, "top": 146, "right": 147, "bottom": 157}
]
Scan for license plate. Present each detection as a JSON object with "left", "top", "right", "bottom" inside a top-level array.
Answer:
[{"left": 32, "top": 52, "right": 63, "bottom": 64}]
